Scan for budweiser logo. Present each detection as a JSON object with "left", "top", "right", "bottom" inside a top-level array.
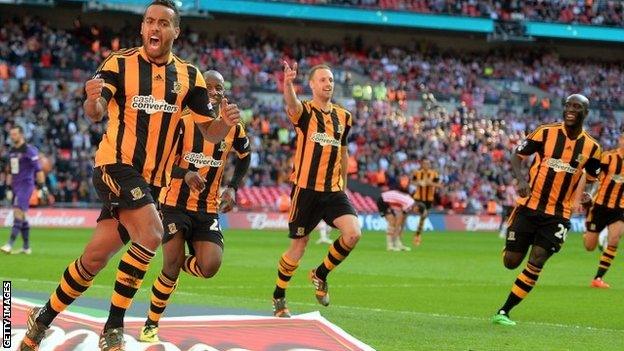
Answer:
[
  {"left": 246, "top": 213, "right": 289, "bottom": 230},
  {"left": 462, "top": 216, "right": 500, "bottom": 231}
]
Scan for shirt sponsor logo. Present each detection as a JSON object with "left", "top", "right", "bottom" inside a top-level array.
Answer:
[
  {"left": 131, "top": 95, "right": 179, "bottom": 114},
  {"left": 612, "top": 174, "right": 624, "bottom": 184},
  {"left": 546, "top": 158, "right": 577, "bottom": 174},
  {"left": 310, "top": 133, "right": 340, "bottom": 147},
  {"left": 183, "top": 152, "right": 223, "bottom": 168}
]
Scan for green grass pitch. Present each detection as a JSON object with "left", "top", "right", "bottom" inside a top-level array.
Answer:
[{"left": 1, "top": 228, "right": 623, "bottom": 350}]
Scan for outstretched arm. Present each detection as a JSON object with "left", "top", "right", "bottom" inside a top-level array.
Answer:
[{"left": 283, "top": 60, "right": 303, "bottom": 120}]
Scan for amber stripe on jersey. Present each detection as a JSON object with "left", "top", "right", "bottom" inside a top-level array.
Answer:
[
  {"left": 160, "top": 118, "right": 250, "bottom": 213},
  {"left": 518, "top": 124, "right": 601, "bottom": 219},
  {"left": 289, "top": 101, "right": 352, "bottom": 192},
  {"left": 594, "top": 150, "right": 624, "bottom": 209},
  {"left": 93, "top": 47, "right": 206, "bottom": 187},
  {"left": 412, "top": 169, "right": 438, "bottom": 202}
]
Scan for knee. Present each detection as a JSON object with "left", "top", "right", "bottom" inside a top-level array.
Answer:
[
  {"left": 80, "top": 251, "right": 109, "bottom": 275},
  {"left": 502, "top": 254, "right": 522, "bottom": 270},
  {"left": 503, "top": 259, "right": 521, "bottom": 270},
  {"left": 134, "top": 221, "right": 164, "bottom": 250},
  {"left": 341, "top": 227, "right": 362, "bottom": 247},
  {"left": 199, "top": 261, "right": 221, "bottom": 278},
  {"left": 583, "top": 233, "right": 597, "bottom": 251}
]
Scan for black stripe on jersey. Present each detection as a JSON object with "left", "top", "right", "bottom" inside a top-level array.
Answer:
[
  {"left": 151, "top": 62, "right": 178, "bottom": 185},
  {"left": 181, "top": 64, "right": 197, "bottom": 109},
  {"left": 132, "top": 56, "right": 152, "bottom": 173},
  {"left": 197, "top": 147, "right": 224, "bottom": 212},
  {"left": 536, "top": 129, "right": 566, "bottom": 213},
  {"left": 115, "top": 57, "right": 127, "bottom": 163},
  {"left": 554, "top": 136, "right": 585, "bottom": 216},
  {"left": 175, "top": 127, "right": 204, "bottom": 209},
  {"left": 604, "top": 154, "right": 622, "bottom": 205},
  {"left": 294, "top": 109, "right": 311, "bottom": 183},
  {"left": 306, "top": 108, "right": 326, "bottom": 189},
  {"left": 325, "top": 108, "right": 340, "bottom": 191},
  {"left": 527, "top": 128, "right": 548, "bottom": 192}
]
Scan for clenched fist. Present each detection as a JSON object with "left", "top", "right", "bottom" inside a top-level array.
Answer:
[
  {"left": 184, "top": 171, "right": 206, "bottom": 192},
  {"left": 85, "top": 77, "right": 105, "bottom": 102},
  {"left": 219, "top": 98, "right": 241, "bottom": 127}
]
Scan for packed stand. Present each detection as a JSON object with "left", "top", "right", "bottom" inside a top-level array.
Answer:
[
  {"left": 1, "top": 16, "right": 623, "bottom": 213},
  {"left": 278, "top": 0, "right": 624, "bottom": 27}
]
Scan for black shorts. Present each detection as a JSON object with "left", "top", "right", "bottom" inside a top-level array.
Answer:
[
  {"left": 505, "top": 206, "right": 570, "bottom": 254},
  {"left": 93, "top": 164, "right": 157, "bottom": 220},
  {"left": 288, "top": 186, "right": 357, "bottom": 238},
  {"left": 585, "top": 204, "right": 624, "bottom": 233},
  {"left": 161, "top": 205, "right": 224, "bottom": 251},
  {"left": 94, "top": 164, "right": 161, "bottom": 244},
  {"left": 377, "top": 198, "right": 393, "bottom": 217}
]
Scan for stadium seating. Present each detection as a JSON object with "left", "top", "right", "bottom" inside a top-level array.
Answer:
[{"left": 1, "top": 15, "right": 622, "bottom": 214}]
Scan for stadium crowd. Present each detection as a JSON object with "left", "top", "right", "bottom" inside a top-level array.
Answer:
[
  {"left": 282, "top": 0, "right": 624, "bottom": 27},
  {"left": 0, "top": 15, "right": 622, "bottom": 212}
]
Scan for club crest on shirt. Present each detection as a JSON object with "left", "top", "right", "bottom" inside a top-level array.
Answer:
[
  {"left": 218, "top": 141, "right": 228, "bottom": 152},
  {"left": 576, "top": 154, "right": 587, "bottom": 164},
  {"left": 171, "top": 81, "right": 182, "bottom": 94},
  {"left": 336, "top": 124, "right": 344, "bottom": 134}
]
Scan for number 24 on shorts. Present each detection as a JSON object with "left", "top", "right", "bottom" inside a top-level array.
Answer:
[{"left": 554, "top": 224, "right": 568, "bottom": 241}]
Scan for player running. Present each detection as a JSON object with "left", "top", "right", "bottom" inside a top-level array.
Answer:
[
  {"left": 138, "top": 70, "right": 250, "bottom": 342},
  {"left": 582, "top": 134, "right": 624, "bottom": 288},
  {"left": 492, "top": 94, "right": 602, "bottom": 326}
]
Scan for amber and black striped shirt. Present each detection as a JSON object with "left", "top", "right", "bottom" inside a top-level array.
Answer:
[
  {"left": 594, "top": 150, "right": 624, "bottom": 209},
  {"left": 412, "top": 169, "right": 439, "bottom": 202},
  {"left": 516, "top": 122, "right": 602, "bottom": 219},
  {"left": 160, "top": 115, "right": 250, "bottom": 213},
  {"left": 288, "top": 100, "right": 352, "bottom": 192},
  {"left": 94, "top": 47, "right": 216, "bottom": 187}
]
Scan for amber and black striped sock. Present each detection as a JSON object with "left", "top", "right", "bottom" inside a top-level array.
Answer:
[
  {"left": 104, "top": 242, "right": 155, "bottom": 330},
  {"left": 146, "top": 271, "right": 178, "bottom": 327},
  {"left": 314, "top": 236, "right": 353, "bottom": 281},
  {"left": 273, "top": 254, "right": 299, "bottom": 299},
  {"left": 499, "top": 262, "right": 542, "bottom": 315},
  {"left": 595, "top": 245, "right": 617, "bottom": 279},
  {"left": 181, "top": 255, "right": 207, "bottom": 278},
  {"left": 416, "top": 214, "right": 426, "bottom": 236},
  {"left": 37, "top": 257, "right": 94, "bottom": 327}
]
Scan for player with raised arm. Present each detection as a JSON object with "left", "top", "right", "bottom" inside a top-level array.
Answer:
[{"left": 271, "top": 61, "right": 361, "bottom": 317}]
